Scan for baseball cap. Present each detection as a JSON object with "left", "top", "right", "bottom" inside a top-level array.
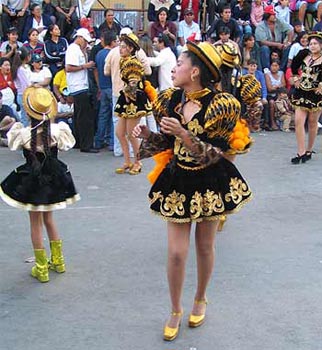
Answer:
[
  {"left": 31, "top": 53, "right": 42, "bottom": 63},
  {"left": 264, "top": 5, "right": 276, "bottom": 15},
  {"left": 119, "top": 27, "right": 133, "bottom": 35},
  {"left": 74, "top": 28, "right": 94, "bottom": 42},
  {"left": 184, "top": 8, "right": 194, "bottom": 15}
]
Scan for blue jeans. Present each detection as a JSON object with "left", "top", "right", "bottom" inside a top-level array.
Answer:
[{"left": 94, "top": 88, "right": 113, "bottom": 149}]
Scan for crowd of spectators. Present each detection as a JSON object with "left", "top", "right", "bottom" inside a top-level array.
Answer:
[{"left": 0, "top": 0, "right": 321, "bottom": 153}]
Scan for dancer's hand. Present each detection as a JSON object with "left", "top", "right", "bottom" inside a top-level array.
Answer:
[
  {"left": 132, "top": 124, "right": 151, "bottom": 139},
  {"left": 160, "top": 117, "right": 185, "bottom": 137}
]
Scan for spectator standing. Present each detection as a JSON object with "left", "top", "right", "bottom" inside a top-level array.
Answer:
[
  {"left": 98, "top": 9, "right": 121, "bottom": 36},
  {"left": 44, "top": 24, "right": 68, "bottom": 76},
  {"left": 0, "top": 27, "right": 23, "bottom": 61},
  {"left": 65, "top": 28, "right": 97, "bottom": 153},
  {"left": 148, "top": 33, "right": 176, "bottom": 91},
  {"left": 2, "top": 0, "right": 29, "bottom": 39},
  {"left": 93, "top": 31, "right": 117, "bottom": 150}
]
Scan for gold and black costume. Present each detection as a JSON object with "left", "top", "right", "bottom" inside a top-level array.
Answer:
[
  {"left": 114, "top": 56, "right": 152, "bottom": 119},
  {"left": 291, "top": 48, "right": 322, "bottom": 111},
  {"left": 139, "top": 88, "right": 252, "bottom": 223}
]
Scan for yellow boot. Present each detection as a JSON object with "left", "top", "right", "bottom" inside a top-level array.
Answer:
[
  {"left": 31, "top": 249, "right": 49, "bottom": 283},
  {"left": 49, "top": 240, "right": 65, "bottom": 273}
]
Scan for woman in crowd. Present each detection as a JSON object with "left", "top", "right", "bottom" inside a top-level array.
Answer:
[
  {"left": 150, "top": 7, "right": 177, "bottom": 49},
  {"left": 133, "top": 41, "right": 252, "bottom": 341},
  {"left": 11, "top": 47, "right": 31, "bottom": 126},
  {"left": 0, "top": 57, "right": 17, "bottom": 113},
  {"left": 23, "top": 28, "right": 45, "bottom": 57},
  {"left": 44, "top": 24, "right": 69, "bottom": 76},
  {"left": 29, "top": 53, "right": 52, "bottom": 89},
  {"left": 291, "top": 31, "right": 322, "bottom": 164},
  {"left": 114, "top": 33, "right": 152, "bottom": 175},
  {"left": 264, "top": 58, "right": 286, "bottom": 130},
  {"left": 240, "top": 33, "right": 262, "bottom": 71}
]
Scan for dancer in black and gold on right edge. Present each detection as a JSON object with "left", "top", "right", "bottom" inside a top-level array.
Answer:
[
  {"left": 290, "top": 31, "right": 322, "bottom": 164},
  {"left": 133, "top": 41, "right": 252, "bottom": 341}
]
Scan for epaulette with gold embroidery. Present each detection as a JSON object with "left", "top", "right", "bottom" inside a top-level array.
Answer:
[
  {"left": 204, "top": 92, "right": 241, "bottom": 141},
  {"left": 239, "top": 74, "right": 261, "bottom": 104},
  {"left": 120, "top": 56, "right": 144, "bottom": 83},
  {"left": 152, "top": 88, "right": 178, "bottom": 124}
]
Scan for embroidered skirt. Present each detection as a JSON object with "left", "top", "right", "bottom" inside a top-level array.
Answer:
[
  {"left": 0, "top": 148, "right": 80, "bottom": 211},
  {"left": 114, "top": 90, "right": 152, "bottom": 119},
  {"left": 149, "top": 157, "right": 252, "bottom": 223},
  {"left": 292, "top": 88, "right": 322, "bottom": 111}
]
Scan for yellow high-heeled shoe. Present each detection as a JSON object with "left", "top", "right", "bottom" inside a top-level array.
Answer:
[
  {"left": 188, "top": 299, "right": 208, "bottom": 328},
  {"left": 115, "top": 163, "right": 133, "bottom": 174},
  {"left": 163, "top": 310, "right": 183, "bottom": 341},
  {"left": 128, "top": 162, "right": 142, "bottom": 175}
]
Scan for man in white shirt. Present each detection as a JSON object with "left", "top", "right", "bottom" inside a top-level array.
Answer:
[
  {"left": 149, "top": 34, "right": 176, "bottom": 91},
  {"left": 65, "top": 28, "right": 97, "bottom": 153},
  {"left": 177, "top": 8, "right": 201, "bottom": 54}
]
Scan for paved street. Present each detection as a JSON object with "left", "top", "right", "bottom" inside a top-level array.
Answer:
[{"left": 1, "top": 130, "right": 322, "bottom": 350}]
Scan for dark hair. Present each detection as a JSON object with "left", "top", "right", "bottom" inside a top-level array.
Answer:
[
  {"left": 28, "top": 28, "right": 39, "bottom": 38},
  {"left": 30, "top": 3, "right": 41, "bottom": 12},
  {"left": 44, "top": 24, "right": 58, "bottom": 41},
  {"left": 263, "top": 13, "right": 272, "bottom": 21},
  {"left": 220, "top": 4, "right": 231, "bottom": 14},
  {"left": 243, "top": 33, "right": 254, "bottom": 43},
  {"left": 0, "top": 57, "right": 10, "bottom": 67},
  {"left": 270, "top": 58, "right": 280, "bottom": 65},
  {"left": 247, "top": 58, "right": 257, "bottom": 65},
  {"left": 102, "top": 30, "right": 117, "bottom": 46},
  {"left": 11, "top": 46, "right": 31, "bottom": 80},
  {"left": 104, "top": 9, "right": 113, "bottom": 17},
  {"left": 157, "top": 6, "right": 169, "bottom": 20},
  {"left": 184, "top": 50, "right": 219, "bottom": 89},
  {"left": 277, "top": 87, "right": 288, "bottom": 95},
  {"left": 218, "top": 26, "right": 230, "bottom": 35},
  {"left": 157, "top": 33, "right": 171, "bottom": 47},
  {"left": 295, "top": 31, "right": 307, "bottom": 43},
  {"left": 138, "top": 34, "right": 155, "bottom": 57}
]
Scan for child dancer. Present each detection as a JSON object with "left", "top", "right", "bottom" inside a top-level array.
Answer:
[{"left": 0, "top": 87, "right": 80, "bottom": 282}]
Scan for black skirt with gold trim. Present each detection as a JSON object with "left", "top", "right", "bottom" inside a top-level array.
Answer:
[
  {"left": 149, "top": 157, "right": 252, "bottom": 223},
  {"left": 114, "top": 90, "right": 152, "bottom": 119},
  {"left": 0, "top": 147, "right": 80, "bottom": 211}
]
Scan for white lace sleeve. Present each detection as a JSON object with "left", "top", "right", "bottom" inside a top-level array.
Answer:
[
  {"left": 7, "top": 122, "right": 24, "bottom": 150},
  {"left": 55, "top": 122, "right": 76, "bottom": 151}
]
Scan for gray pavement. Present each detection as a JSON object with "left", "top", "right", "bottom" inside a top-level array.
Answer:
[{"left": 0, "top": 130, "right": 322, "bottom": 350}]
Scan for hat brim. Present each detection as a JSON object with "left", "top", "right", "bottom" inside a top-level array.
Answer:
[
  {"left": 23, "top": 87, "right": 58, "bottom": 121},
  {"left": 307, "top": 31, "right": 322, "bottom": 41},
  {"left": 222, "top": 55, "right": 241, "bottom": 68},
  {"left": 121, "top": 34, "right": 140, "bottom": 51},
  {"left": 186, "top": 41, "right": 221, "bottom": 83}
]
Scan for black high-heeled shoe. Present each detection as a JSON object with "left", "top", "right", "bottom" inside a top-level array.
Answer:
[
  {"left": 305, "top": 150, "right": 315, "bottom": 160},
  {"left": 291, "top": 154, "right": 307, "bottom": 164}
]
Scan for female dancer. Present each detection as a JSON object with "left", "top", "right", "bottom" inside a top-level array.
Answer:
[
  {"left": 291, "top": 31, "right": 322, "bottom": 164},
  {"left": 0, "top": 87, "right": 80, "bottom": 282},
  {"left": 133, "top": 41, "right": 252, "bottom": 340},
  {"left": 114, "top": 33, "right": 152, "bottom": 175}
]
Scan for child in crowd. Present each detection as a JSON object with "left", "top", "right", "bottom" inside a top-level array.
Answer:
[
  {"left": 250, "top": 0, "right": 265, "bottom": 28},
  {"left": 275, "top": 87, "right": 293, "bottom": 132},
  {"left": 55, "top": 87, "right": 74, "bottom": 132},
  {"left": 275, "top": 0, "right": 291, "bottom": 26},
  {"left": 0, "top": 87, "right": 80, "bottom": 283}
]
